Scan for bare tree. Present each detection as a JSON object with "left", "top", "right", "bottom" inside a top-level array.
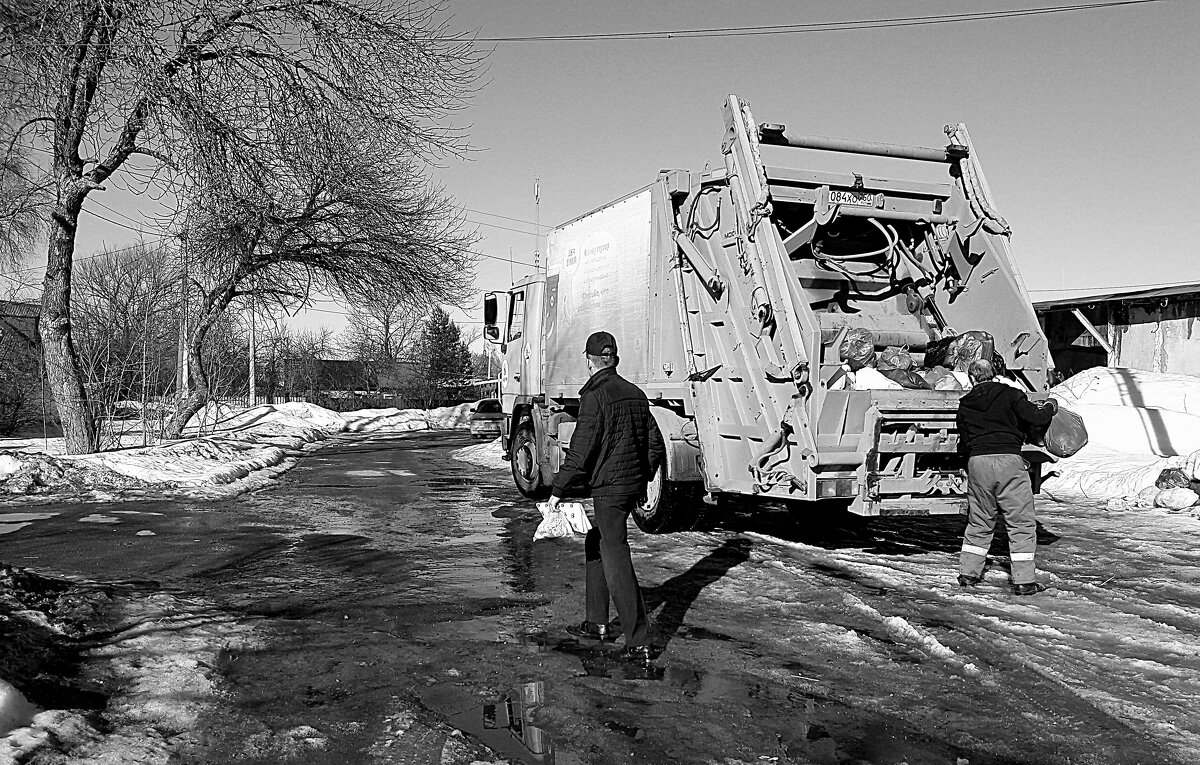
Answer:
[
  {"left": 0, "top": 128, "right": 44, "bottom": 266},
  {"left": 164, "top": 121, "right": 477, "bottom": 436},
  {"left": 343, "top": 301, "right": 429, "bottom": 365},
  {"left": 0, "top": 0, "right": 482, "bottom": 452},
  {"left": 72, "top": 242, "right": 180, "bottom": 445}
]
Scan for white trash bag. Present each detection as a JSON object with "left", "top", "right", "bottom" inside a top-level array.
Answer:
[{"left": 533, "top": 501, "right": 591, "bottom": 541}]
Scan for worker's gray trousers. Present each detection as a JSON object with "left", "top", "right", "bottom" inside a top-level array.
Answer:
[
  {"left": 960, "top": 454, "right": 1039, "bottom": 585},
  {"left": 584, "top": 493, "right": 651, "bottom": 648}
]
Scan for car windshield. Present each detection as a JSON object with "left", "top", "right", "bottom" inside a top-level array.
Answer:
[{"left": 474, "top": 399, "right": 502, "bottom": 414}]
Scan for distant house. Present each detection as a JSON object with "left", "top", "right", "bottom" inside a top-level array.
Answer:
[
  {"left": 1034, "top": 282, "right": 1200, "bottom": 377},
  {"left": 0, "top": 300, "right": 47, "bottom": 433},
  {"left": 0, "top": 299, "right": 39, "bottom": 347}
]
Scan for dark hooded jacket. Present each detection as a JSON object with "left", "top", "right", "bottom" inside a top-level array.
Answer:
[
  {"left": 956, "top": 381, "right": 1055, "bottom": 457},
  {"left": 551, "top": 366, "right": 666, "bottom": 498}
]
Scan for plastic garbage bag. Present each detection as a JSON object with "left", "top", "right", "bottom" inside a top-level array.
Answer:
[
  {"left": 922, "top": 366, "right": 962, "bottom": 391},
  {"left": 1043, "top": 406, "right": 1088, "bottom": 458},
  {"left": 1154, "top": 487, "right": 1198, "bottom": 509},
  {"left": 533, "top": 501, "right": 591, "bottom": 541},
  {"left": 951, "top": 330, "right": 995, "bottom": 372},
  {"left": 848, "top": 367, "right": 903, "bottom": 390},
  {"left": 880, "top": 368, "right": 931, "bottom": 390},
  {"left": 1155, "top": 468, "right": 1191, "bottom": 490},
  {"left": 878, "top": 346, "right": 914, "bottom": 371},
  {"left": 839, "top": 328, "right": 877, "bottom": 371},
  {"left": 923, "top": 335, "right": 958, "bottom": 369}
]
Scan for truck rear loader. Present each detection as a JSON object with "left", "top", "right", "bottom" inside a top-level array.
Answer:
[{"left": 483, "top": 95, "right": 1052, "bottom": 532}]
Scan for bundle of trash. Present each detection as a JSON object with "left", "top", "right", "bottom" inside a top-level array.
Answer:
[
  {"left": 830, "top": 327, "right": 1004, "bottom": 392},
  {"left": 533, "top": 500, "right": 591, "bottom": 540}
]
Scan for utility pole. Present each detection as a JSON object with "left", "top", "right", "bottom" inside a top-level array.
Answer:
[
  {"left": 248, "top": 294, "right": 257, "bottom": 407},
  {"left": 177, "top": 234, "right": 189, "bottom": 398},
  {"left": 533, "top": 176, "right": 540, "bottom": 271}
]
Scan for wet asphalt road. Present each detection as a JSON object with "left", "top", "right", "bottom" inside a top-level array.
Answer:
[{"left": 3, "top": 431, "right": 1185, "bottom": 765}]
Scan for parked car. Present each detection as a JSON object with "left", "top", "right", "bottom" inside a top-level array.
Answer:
[{"left": 468, "top": 398, "right": 503, "bottom": 439}]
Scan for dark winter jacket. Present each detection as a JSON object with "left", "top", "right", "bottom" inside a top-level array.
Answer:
[
  {"left": 551, "top": 366, "right": 667, "bottom": 498},
  {"left": 956, "top": 381, "right": 1056, "bottom": 457}
]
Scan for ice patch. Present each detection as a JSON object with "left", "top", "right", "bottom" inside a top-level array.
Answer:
[
  {"left": 0, "top": 678, "right": 40, "bottom": 736},
  {"left": 78, "top": 514, "right": 119, "bottom": 524}
]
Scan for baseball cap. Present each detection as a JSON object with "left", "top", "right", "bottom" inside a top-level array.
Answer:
[{"left": 584, "top": 331, "right": 618, "bottom": 356}]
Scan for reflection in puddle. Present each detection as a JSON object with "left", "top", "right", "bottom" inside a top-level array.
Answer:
[{"left": 449, "top": 682, "right": 554, "bottom": 764}]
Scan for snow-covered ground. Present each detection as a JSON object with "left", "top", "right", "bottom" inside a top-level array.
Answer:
[
  {"left": 6, "top": 369, "right": 1200, "bottom": 761},
  {"left": 0, "top": 401, "right": 499, "bottom": 761},
  {"left": 0, "top": 402, "right": 479, "bottom": 504}
]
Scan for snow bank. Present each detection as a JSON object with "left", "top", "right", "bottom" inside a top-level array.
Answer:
[
  {"left": 1044, "top": 368, "right": 1200, "bottom": 504},
  {"left": 451, "top": 438, "right": 507, "bottom": 471},
  {"left": 1053, "top": 366, "right": 1200, "bottom": 412},
  {"left": 0, "top": 401, "right": 478, "bottom": 499},
  {"left": 0, "top": 679, "right": 38, "bottom": 736},
  {"left": 343, "top": 408, "right": 430, "bottom": 433}
]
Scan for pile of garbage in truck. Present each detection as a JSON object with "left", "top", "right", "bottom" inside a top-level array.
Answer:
[
  {"left": 830, "top": 328, "right": 1019, "bottom": 391},
  {"left": 828, "top": 327, "right": 1200, "bottom": 511}
]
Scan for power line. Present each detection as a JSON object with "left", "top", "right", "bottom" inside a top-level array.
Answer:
[
  {"left": 476, "top": 1, "right": 1160, "bottom": 41},
  {"left": 1028, "top": 280, "right": 1199, "bottom": 293}
]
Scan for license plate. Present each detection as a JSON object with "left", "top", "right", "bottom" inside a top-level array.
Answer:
[{"left": 829, "top": 189, "right": 878, "bottom": 207}]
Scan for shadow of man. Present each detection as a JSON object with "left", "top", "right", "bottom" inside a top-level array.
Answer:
[{"left": 642, "top": 537, "right": 752, "bottom": 650}]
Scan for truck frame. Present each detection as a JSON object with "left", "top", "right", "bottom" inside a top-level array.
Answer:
[{"left": 483, "top": 95, "right": 1051, "bottom": 532}]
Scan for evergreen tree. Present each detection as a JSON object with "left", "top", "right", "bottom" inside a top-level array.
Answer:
[{"left": 415, "top": 307, "right": 472, "bottom": 407}]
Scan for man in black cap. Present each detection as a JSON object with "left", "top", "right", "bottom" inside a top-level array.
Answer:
[{"left": 547, "top": 330, "right": 666, "bottom": 662}]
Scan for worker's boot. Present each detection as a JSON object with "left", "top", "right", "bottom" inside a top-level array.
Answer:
[{"left": 1012, "top": 582, "right": 1048, "bottom": 596}]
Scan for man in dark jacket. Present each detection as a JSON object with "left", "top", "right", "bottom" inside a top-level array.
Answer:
[
  {"left": 956, "top": 358, "right": 1057, "bottom": 595},
  {"left": 546, "top": 331, "right": 666, "bottom": 662}
]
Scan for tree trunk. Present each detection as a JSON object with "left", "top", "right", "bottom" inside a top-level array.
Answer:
[
  {"left": 163, "top": 277, "right": 242, "bottom": 438},
  {"left": 40, "top": 200, "right": 98, "bottom": 454},
  {"left": 163, "top": 321, "right": 213, "bottom": 439}
]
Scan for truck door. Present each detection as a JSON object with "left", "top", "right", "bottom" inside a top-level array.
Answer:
[{"left": 500, "top": 280, "right": 545, "bottom": 411}]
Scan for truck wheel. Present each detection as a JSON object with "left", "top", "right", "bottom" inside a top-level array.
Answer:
[
  {"left": 511, "top": 425, "right": 549, "bottom": 499},
  {"left": 633, "top": 469, "right": 705, "bottom": 534}
]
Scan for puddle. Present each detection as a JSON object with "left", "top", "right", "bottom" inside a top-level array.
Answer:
[{"left": 430, "top": 682, "right": 555, "bottom": 764}]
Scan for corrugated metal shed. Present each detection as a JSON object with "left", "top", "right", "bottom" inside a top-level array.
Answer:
[{"left": 1032, "top": 282, "right": 1200, "bottom": 377}]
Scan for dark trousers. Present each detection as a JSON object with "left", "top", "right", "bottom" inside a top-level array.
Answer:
[
  {"left": 584, "top": 493, "right": 651, "bottom": 648},
  {"left": 960, "top": 454, "right": 1038, "bottom": 585}
]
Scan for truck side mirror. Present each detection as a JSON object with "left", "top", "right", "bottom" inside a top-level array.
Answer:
[{"left": 483, "top": 292, "right": 501, "bottom": 344}]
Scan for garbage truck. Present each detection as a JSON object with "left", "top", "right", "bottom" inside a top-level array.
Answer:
[{"left": 482, "top": 95, "right": 1052, "bottom": 532}]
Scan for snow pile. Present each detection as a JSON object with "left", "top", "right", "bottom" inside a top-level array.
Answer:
[
  {"left": 451, "top": 438, "right": 507, "bottom": 470},
  {"left": 0, "top": 679, "right": 38, "bottom": 736},
  {"left": 343, "top": 408, "right": 431, "bottom": 433},
  {"left": 0, "top": 590, "right": 262, "bottom": 763},
  {"left": 0, "top": 401, "right": 479, "bottom": 500},
  {"left": 343, "top": 402, "right": 475, "bottom": 433},
  {"left": 1043, "top": 368, "right": 1200, "bottom": 506}
]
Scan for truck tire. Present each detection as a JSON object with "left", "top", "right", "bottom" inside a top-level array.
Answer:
[
  {"left": 510, "top": 425, "right": 550, "bottom": 499},
  {"left": 632, "top": 469, "right": 706, "bottom": 534}
]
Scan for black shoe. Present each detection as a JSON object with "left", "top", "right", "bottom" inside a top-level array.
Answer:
[
  {"left": 957, "top": 574, "right": 983, "bottom": 587},
  {"left": 1012, "top": 582, "right": 1048, "bottom": 596},
  {"left": 622, "top": 645, "right": 654, "bottom": 663},
  {"left": 565, "top": 621, "right": 619, "bottom": 642}
]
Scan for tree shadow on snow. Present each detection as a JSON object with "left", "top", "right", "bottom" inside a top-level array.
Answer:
[{"left": 643, "top": 538, "right": 752, "bottom": 651}]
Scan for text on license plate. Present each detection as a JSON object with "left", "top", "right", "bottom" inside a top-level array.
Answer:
[{"left": 829, "top": 189, "right": 878, "bottom": 207}]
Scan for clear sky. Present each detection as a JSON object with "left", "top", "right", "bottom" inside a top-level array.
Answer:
[{"left": 61, "top": 1, "right": 1199, "bottom": 348}]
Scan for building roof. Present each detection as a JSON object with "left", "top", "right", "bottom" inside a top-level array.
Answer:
[
  {"left": 0, "top": 300, "right": 40, "bottom": 318},
  {"left": 1031, "top": 281, "right": 1200, "bottom": 311}
]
